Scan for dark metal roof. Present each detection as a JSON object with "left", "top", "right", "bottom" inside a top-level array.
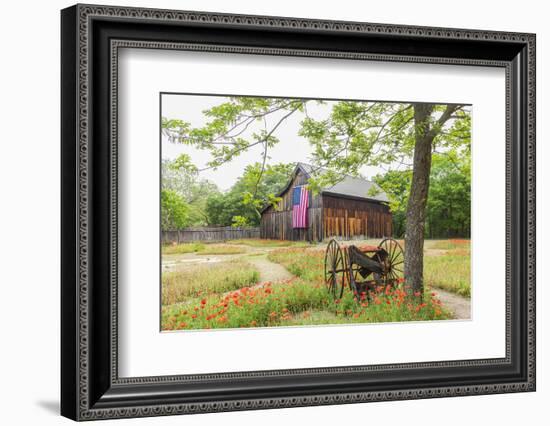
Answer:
[
  {"left": 297, "top": 163, "right": 389, "bottom": 203},
  {"left": 261, "top": 163, "right": 389, "bottom": 213}
]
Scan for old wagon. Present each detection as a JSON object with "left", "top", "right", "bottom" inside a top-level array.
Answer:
[{"left": 324, "top": 238, "right": 404, "bottom": 299}]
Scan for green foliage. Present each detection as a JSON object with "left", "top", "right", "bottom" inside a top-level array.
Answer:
[
  {"left": 170, "top": 153, "right": 198, "bottom": 173},
  {"left": 300, "top": 102, "right": 416, "bottom": 182},
  {"left": 160, "top": 190, "right": 189, "bottom": 231},
  {"left": 426, "top": 150, "right": 471, "bottom": 238},
  {"left": 231, "top": 216, "right": 250, "bottom": 227},
  {"left": 162, "top": 97, "right": 472, "bottom": 238},
  {"left": 161, "top": 158, "right": 220, "bottom": 226},
  {"left": 162, "top": 98, "right": 305, "bottom": 169},
  {"left": 372, "top": 169, "right": 412, "bottom": 237},
  {"left": 373, "top": 149, "right": 470, "bottom": 238},
  {"left": 205, "top": 162, "right": 295, "bottom": 226},
  {"left": 162, "top": 97, "right": 470, "bottom": 197}
]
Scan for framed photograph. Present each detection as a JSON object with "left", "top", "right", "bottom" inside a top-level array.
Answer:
[{"left": 61, "top": 4, "right": 536, "bottom": 421}]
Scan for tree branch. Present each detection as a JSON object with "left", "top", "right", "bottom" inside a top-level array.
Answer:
[{"left": 198, "top": 105, "right": 302, "bottom": 172}]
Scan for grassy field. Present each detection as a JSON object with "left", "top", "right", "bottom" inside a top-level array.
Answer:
[
  {"left": 160, "top": 238, "right": 465, "bottom": 331},
  {"left": 162, "top": 242, "right": 247, "bottom": 256},
  {"left": 162, "top": 259, "right": 259, "bottom": 305},
  {"left": 424, "top": 239, "right": 471, "bottom": 297},
  {"left": 162, "top": 275, "right": 450, "bottom": 330}
]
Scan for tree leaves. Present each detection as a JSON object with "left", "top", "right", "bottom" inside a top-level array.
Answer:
[
  {"left": 373, "top": 149, "right": 470, "bottom": 238},
  {"left": 204, "top": 162, "right": 295, "bottom": 226},
  {"left": 161, "top": 97, "right": 471, "bottom": 236},
  {"left": 160, "top": 189, "right": 190, "bottom": 230}
]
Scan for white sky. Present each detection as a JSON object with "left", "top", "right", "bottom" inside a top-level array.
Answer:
[{"left": 161, "top": 94, "right": 387, "bottom": 191}]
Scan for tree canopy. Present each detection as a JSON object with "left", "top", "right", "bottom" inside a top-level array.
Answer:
[
  {"left": 205, "top": 162, "right": 294, "bottom": 227},
  {"left": 160, "top": 189, "right": 189, "bottom": 231},
  {"left": 162, "top": 96, "right": 471, "bottom": 293},
  {"left": 373, "top": 149, "right": 470, "bottom": 239},
  {"left": 161, "top": 157, "right": 220, "bottom": 227}
]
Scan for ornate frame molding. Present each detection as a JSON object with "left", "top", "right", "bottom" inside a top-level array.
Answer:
[{"left": 61, "top": 4, "right": 535, "bottom": 421}]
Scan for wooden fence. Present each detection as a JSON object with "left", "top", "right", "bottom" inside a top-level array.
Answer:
[{"left": 162, "top": 226, "right": 260, "bottom": 243}]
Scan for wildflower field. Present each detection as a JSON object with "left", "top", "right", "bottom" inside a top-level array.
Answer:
[
  {"left": 424, "top": 239, "right": 471, "bottom": 297},
  {"left": 160, "top": 239, "right": 470, "bottom": 331}
]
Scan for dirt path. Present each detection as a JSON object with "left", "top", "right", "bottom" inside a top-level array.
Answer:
[
  {"left": 247, "top": 255, "right": 294, "bottom": 283},
  {"left": 433, "top": 288, "right": 471, "bottom": 320}
]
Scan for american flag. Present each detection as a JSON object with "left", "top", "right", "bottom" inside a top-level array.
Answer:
[{"left": 292, "top": 186, "right": 309, "bottom": 228}]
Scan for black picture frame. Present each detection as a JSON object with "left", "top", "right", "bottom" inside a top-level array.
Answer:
[{"left": 61, "top": 4, "right": 536, "bottom": 421}]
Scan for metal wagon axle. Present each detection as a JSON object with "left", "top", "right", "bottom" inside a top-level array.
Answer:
[{"left": 324, "top": 238, "right": 404, "bottom": 300}]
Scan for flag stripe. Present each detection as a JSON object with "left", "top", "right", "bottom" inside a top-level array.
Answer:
[{"left": 292, "top": 186, "right": 309, "bottom": 229}]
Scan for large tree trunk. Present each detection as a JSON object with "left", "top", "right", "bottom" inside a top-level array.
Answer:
[{"left": 404, "top": 104, "right": 435, "bottom": 295}]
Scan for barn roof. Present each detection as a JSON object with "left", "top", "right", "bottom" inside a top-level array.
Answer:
[
  {"left": 297, "top": 163, "right": 389, "bottom": 203},
  {"left": 262, "top": 163, "right": 389, "bottom": 213}
]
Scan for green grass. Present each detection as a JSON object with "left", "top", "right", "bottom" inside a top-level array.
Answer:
[
  {"left": 198, "top": 244, "right": 247, "bottom": 255},
  {"left": 428, "top": 239, "right": 471, "bottom": 250},
  {"left": 162, "top": 243, "right": 246, "bottom": 256},
  {"left": 161, "top": 277, "right": 450, "bottom": 330},
  {"left": 424, "top": 242, "right": 471, "bottom": 297},
  {"left": 268, "top": 247, "right": 325, "bottom": 282},
  {"left": 161, "top": 243, "right": 454, "bottom": 331},
  {"left": 162, "top": 259, "right": 259, "bottom": 306},
  {"left": 227, "top": 239, "right": 310, "bottom": 248},
  {"left": 162, "top": 242, "right": 205, "bottom": 255}
]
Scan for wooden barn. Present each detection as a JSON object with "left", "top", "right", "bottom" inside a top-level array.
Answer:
[{"left": 260, "top": 163, "right": 392, "bottom": 242}]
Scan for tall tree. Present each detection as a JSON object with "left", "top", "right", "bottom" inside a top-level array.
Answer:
[
  {"left": 404, "top": 104, "right": 461, "bottom": 293},
  {"left": 161, "top": 156, "right": 221, "bottom": 226},
  {"left": 162, "top": 98, "right": 470, "bottom": 294},
  {"left": 160, "top": 189, "right": 189, "bottom": 231}
]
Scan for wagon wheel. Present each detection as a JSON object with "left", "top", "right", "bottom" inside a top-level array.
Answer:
[
  {"left": 324, "top": 239, "right": 346, "bottom": 299},
  {"left": 376, "top": 238, "right": 405, "bottom": 285}
]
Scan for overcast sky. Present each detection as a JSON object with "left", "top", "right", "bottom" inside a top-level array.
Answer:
[{"left": 161, "top": 94, "right": 408, "bottom": 191}]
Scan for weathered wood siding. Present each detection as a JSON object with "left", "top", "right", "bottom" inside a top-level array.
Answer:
[
  {"left": 322, "top": 194, "right": 392, "bottom": 239},
  {"left": 260, "top": 169, "right": 322, "bottom": 241},
  {"left": 260, "top": 208, "right": 322, "bottom": 241},
  {"left": 260, "top": 168, "right": 392, "bottom": 241}
]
